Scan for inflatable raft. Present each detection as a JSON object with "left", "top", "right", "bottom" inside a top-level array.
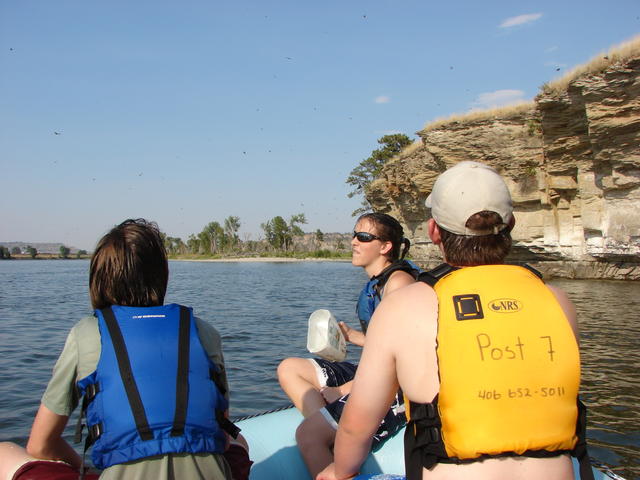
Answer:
[{"left": 236, "top": 406, "right": 625, "bottom": 480}]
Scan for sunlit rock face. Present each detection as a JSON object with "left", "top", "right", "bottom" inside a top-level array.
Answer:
[{"left": 368, "top": 56, "right": 640, "bottom": 280}]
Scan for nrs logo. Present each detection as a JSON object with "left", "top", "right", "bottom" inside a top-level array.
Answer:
[{"left": 488, "top": 298, "right": 523, "bottom": 313}]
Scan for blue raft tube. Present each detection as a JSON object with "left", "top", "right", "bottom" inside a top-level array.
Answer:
[{"left": 235, "top": 407, "right": 625, "bottom": 480}]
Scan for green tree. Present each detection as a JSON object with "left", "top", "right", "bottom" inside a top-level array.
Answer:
[
  {"left": 173, "top": 237, "right": 186, "bottom": 255},
  {"left": 346, "top": 133, "right": 412, "bottom": 215},
  {"left": 261, "top": 213, "right": 307, "bottom": 251},
  {"left": 261, "top": 216, "right": 285, "bottom": 250},
  {"left": 187, "top": 234, "right": 200, "bottom": 254},
  {"left": 0, "top": 246, "right": 9, "bottom": 259},
  {"left": 201, "top": 221, "right": 225, "bottom": 254},
  {"left": 162, "top": 236, "right": 185, "bottom": 256},
  {"left": 286, "top": 213, "right": 307, "bottom": 251},
  {"left": 59, "top": 245, "right": 70, "bottom": 258},
  {"left": 198, "top": 231, "right": 211, "bottom": 255},
  {"left": 224, "top": 216, "right": 241, "bottom": 251},
  {"left": 315, "top": 229, "right": 324, "bottom": 248},
  {"left": 76, "top": 249, "right": 88, "bottom": 258},
  {"left": 11, "top": 246, "right": 21, "bottom": 255},
  {"left": 26, "top": 245, "right": 37, "bottom": 259}
]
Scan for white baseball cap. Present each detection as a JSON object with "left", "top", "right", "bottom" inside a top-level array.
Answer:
[{"left": 425, "top": 161, "right": 513, "bottom": 236}]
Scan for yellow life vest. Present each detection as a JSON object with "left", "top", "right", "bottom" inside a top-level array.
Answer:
[{"left": 404, "top": 264, "right": 581, "bottom": 475}]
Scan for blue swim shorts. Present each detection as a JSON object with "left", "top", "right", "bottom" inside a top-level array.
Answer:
[
  {"left": 321, "top": 391, "right": 406, "bottom": 451},
  {"left": 310, "top": 358, "right": 358, "bottom": 388}
]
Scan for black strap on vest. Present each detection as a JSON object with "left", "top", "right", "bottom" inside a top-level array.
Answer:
[
  {"left": 418, "top": 263, "right": 544, "bottom": 287},
  {"left": 417, "top": 263, "right": 458, "bottom": 287},
  {"left": 405, "top": 396, "right": 578, "bottom": 479},
  {"left": 404, "top": 396, "right": 448, "bottom": 480},
  {"left": 171, "top": 306, "right": 191, "bottom": 437},
  {"left": 574, "top": 398, "right": 595, "bottom": 480},
  {"left": 102, "top": 307, "right": 154, "bottom": 441},
  {"left": 373, "top": 260, "right": 421, "bottom": 295},
  {"left": 73, "top": 382, "right": 101, "bottom": 480},
  {"left": 521, "top": 263, "right": 544, "bottom": 279}
]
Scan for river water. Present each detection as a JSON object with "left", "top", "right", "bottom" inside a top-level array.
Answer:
[{"left": 0, "top": 260, "right": 637, "bottom": 479}]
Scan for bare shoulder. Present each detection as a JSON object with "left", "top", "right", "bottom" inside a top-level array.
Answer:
[
  {"left": 374, "top": 281, "right": 438, "bottom": 330},
  {"left": 383, "top": 269, "right": 417, "bottom": 295}
]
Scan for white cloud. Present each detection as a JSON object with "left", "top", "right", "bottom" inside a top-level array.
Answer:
[
  {"left": 374, "top": 95, "right": 390, "bottom": 104},
  {"left": 545, "top": 46, "right": 559, "bottom": 53},
  {"left": 471, "top": 89, "right": 526, "bottom": 109},
  {"left": 499, "top": 13, "right": 542, "bottom": 28}
]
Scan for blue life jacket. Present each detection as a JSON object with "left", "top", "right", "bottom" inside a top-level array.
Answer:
[
  {"left": 76, "top": 304, "right": 229, "bottom": 470},
  {"left": 356, "top": 260, "right": 422, "bottom": 333}
]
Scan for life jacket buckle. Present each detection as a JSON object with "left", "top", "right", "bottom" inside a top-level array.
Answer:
[
  {"left": 89, "top": 422, "right": 103, "bottom": 440},
  {"left": 426, "top": 403, "right": 436, "bottom": 419},
  {"left": 429, "top": 427, "right": 440, "bottom": 443},
  {"left": 86, "top": 383, "right": 100, "bottom": 401}
]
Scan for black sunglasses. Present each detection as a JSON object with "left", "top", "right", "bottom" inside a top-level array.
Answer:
[{"left": 353, "top": 231, "right": 381, "bottom": 242}]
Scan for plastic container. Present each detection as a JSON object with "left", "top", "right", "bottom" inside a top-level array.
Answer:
[{"left": 306, "top": 309, "right": 347, "bottom": 362}]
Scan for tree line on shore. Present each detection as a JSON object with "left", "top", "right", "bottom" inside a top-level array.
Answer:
[
  {"left": 0, "top": 245, "right": 88, "bottom": 259},
  {"left": 163, "top": 213, "right": 350, "bottom": 258}
]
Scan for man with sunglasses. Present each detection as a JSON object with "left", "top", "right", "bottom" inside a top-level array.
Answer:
[
  {"left": 319, "top": 161, "right": 591, "bottom": 480},
  {"left": 278, "top": 212, "right": 420, "bottom": 479}
]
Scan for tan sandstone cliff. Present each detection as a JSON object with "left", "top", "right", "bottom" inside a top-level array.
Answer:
[{"left": 367, "top": 36, "right": 640, "bottom": 280}]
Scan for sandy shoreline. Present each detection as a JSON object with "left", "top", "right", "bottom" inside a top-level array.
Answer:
[{"left": 172, "top": 257, "right": 351, "bottom": 263}]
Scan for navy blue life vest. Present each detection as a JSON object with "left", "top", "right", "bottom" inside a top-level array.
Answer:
[
  {"left": 76, "top": 304, "right": 229, "bottom": 470},
  {"left": 356, "top": 260, "right": 421, "bottom": 333}
]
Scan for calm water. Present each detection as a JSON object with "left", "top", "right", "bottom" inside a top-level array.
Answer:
[{"left": 0, "top": 260, "right": 637, "bottom": 479}]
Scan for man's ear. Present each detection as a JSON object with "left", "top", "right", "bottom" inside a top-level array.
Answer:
[{"left": 428, "top": 219, "right": 442, "bottom": 244}]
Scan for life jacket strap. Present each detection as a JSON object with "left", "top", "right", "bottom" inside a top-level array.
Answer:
[
  {"left": 404, "top": 396, "right": 447, "bottom": 478},
  {"left": 210, "top": 369, "right": 227, "bottom": 396},
  {"left": 521, "top": 263, "right": 543, "bottom": 279},
  {"left": 573, "top": 398, "right": 595, "bottom": 480},
  {"left": 217, "top": 410, "right": 241, "bottom": 439},
  {"left": 417, "top": 263, "right": 458, "bottom": 287},
  {"left": 171, "top": 306, "right": 191, "bottom": 437}
]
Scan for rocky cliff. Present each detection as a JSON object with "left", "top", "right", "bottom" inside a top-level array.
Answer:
[{"left": 367, "top": 39, "right": 640, "bottom": 280}]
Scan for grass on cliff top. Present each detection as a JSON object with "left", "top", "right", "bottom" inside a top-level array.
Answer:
[
  {"left": 420, "top": 102, "right": 534, "bottom": 133},
  {"left": 416, "top": 34, "right": 640, "bottom": 136},
  {"left": 542, "top": 34, "right": 640, "bottom": 95},
  {"left": 397, "top": 139, "right": 424, "bottom": 157}
]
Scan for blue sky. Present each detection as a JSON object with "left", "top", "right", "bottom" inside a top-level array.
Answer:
[{"left": 1, "top": 1, "right": 638, "bottom": 250}]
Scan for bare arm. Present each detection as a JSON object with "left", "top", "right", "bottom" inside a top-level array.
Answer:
[
  {"left": 26, "top": 404, "right": 81, "bottom": 469},
  {"left": 319, "top": 297, "right": 401, "bottom": 480},
  {"left": 338, "top": 321, "right": 365, "bottom": 347},
  {"left": 547, "top": 285, "right": 579, "bottom": 341}
]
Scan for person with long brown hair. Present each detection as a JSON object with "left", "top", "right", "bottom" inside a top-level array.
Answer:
[
  {"left": 0, "top": 219, "right": 249, "bottom": 480},
  {"left": 277, "top": 212, "right": 420, "bottom": 479}
]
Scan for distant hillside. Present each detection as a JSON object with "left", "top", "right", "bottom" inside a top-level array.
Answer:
[
  {"left": 0, "top": 242, "right": 83, "bottom": 255},
  {"left": 293, "top": 232, "right": 352, "bottom": 252}
]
